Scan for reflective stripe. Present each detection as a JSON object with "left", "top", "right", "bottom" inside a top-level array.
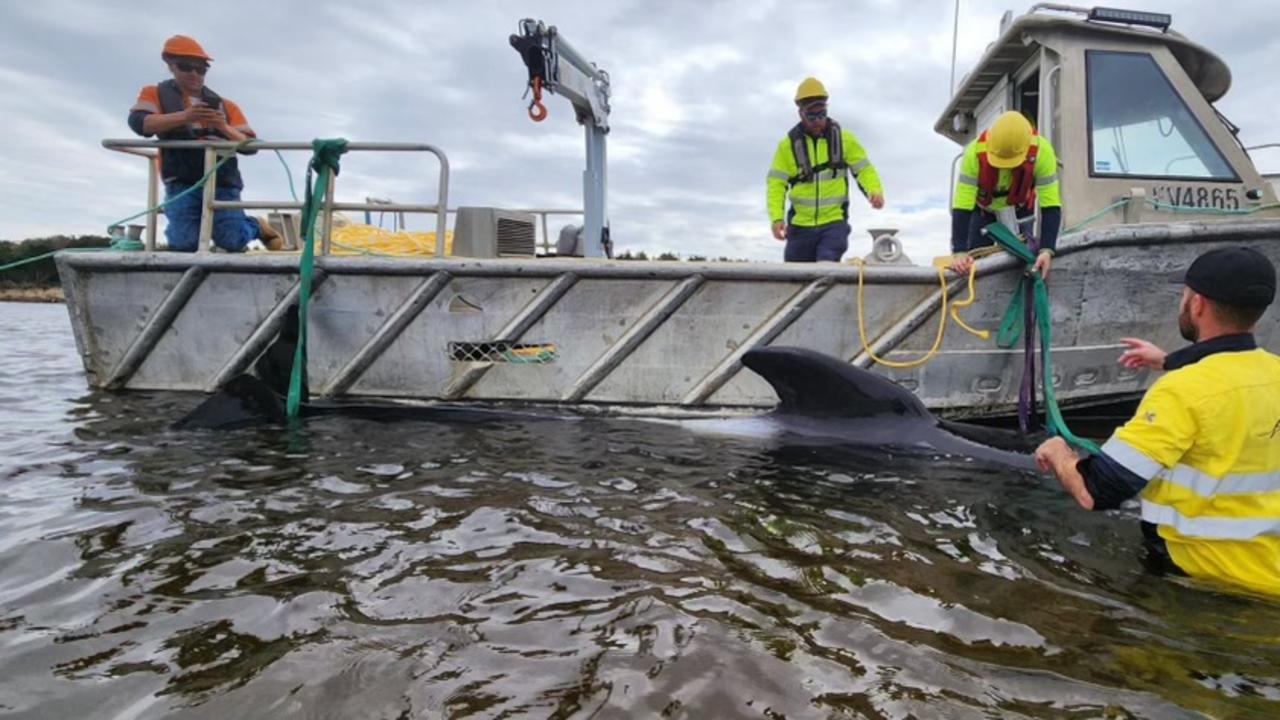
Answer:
[
  {"left": 767, "top": 169, "right": 790, "bottom": 181},
  {"left": 849, "top": 159, "right": 870, "bottom": 174},
  {"left": 1036, "top": 173, "right": 1059, "bottom": 187},
  {"left": 1105, "top": 438, "right": 1280, "bottom": 496},
  {"left": 1101, "top": 438, "right": 1164, "bottom": 480},
  {"left": 1141, "top": 500, "right": 1280, "bottom": 540},
  {"left": 1160, "top": 464, "right": 1280, "bottom": 497},
  {"left": 791, "top": 195, "right": 849, "bottom": 208},
  {"left": 131, "top": 101, "right": 159, "bottom": 113},
  {"left": 957, "top": 173, "right": 978, "bottom": 186}
]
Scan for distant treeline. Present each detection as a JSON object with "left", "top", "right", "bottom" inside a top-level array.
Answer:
[
  {"left": 0, "top": 236, "right": 111, "bottom": 287},
  {"left": 614, "top": 251, "right": 748, "bottom": 262}
]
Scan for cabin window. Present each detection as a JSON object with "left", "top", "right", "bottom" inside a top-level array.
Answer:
[
  {"left": 1086, "top": 51, "right": 1237, "bottom": 181},
  {"left": 1015, "top": 70, "right": 1039, "bottom": 129}
]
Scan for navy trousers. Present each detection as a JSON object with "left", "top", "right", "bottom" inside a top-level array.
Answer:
[
  {"left": 164, "top": 182, "right": 261, "bottom": 252},
  {"left": 784, "top": 221, "right": 850, "bottom": 262}
]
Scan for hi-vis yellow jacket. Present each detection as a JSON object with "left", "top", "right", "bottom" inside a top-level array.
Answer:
[
  {"left": 1102, "top": 347, "right": 1280, "bottom": 596},
  {"left": 767, "top": 125, "right": 882, "bottom": 228},
  {"left": 952, "top": 134, "right": 1062, "bottom": 212}
]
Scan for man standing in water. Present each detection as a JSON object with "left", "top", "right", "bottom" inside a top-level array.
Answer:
[
  {"left": 128, "top": 35, "right": 283, "bottom": 252},
  {"left": 766, "top": 77, "right": 884, "bottom": 262},
  {"left": 1036, "top": 247, "right": 1280, "bottom": 596}
]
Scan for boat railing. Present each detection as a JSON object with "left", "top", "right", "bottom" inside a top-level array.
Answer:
[
  {"left": 103, "top": 139, "right": 584, "bottom": 257},
  {"left": 1026, "top": 3, "right": 1090, "bottom": 18},
  {"left": 317, "top": 205, "right": 583, "bottom": 256},
  {"left": 1246, "top": 143, "right": 1280, "bottom": 178},
  {"left": 509, "top": 208, "right": 586, "bottom": 255},
  {"left": 102, "top": 139, "right": 450, "bottom": 256}
]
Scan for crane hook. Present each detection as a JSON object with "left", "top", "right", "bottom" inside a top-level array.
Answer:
[{"left": 528, "top": 76, "right": 548, "bottom": 122}]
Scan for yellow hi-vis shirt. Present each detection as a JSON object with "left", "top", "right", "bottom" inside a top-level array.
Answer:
[
  {"left": 766, "top": 128, "right": 882, "bottom": 228},
  {"left": 1101, "top": 348, "right": 1280, "bottom": 596},
  {"left": 952, "top": 135, "right": 1062, "bottom": 211}
]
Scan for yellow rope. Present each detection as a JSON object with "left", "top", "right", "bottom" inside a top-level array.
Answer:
[
  {"left": 947, "top": 260, "right": 991, "bottom": 341},
  {"left": 851, "top": 256, "right": 987, "bottom": 368}
]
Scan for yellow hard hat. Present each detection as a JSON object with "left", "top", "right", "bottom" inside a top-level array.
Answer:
[
  {"left": 795, "top": 77, "right": 828, "bottom": 104},
  {"left": 985, "top": 111, "right": 1034, "bottom": 168}
]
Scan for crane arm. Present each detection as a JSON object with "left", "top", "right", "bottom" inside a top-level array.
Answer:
[
  {"left": 510, "top": 18, "right": 611, "bottom": 129},
  {"left": 510, "top": 19, "right": 613, "bottom": 258}
]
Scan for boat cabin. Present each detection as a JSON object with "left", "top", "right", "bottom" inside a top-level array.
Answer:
[{"left": 935, "top": 4, "right": 1280, "bottom": 230}]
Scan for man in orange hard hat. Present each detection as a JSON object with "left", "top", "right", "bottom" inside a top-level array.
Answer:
[
  {"left": 949, "top": 111, "right": 1061, "bottom": 278},
  {"left": 128, "top": 35, "right": 283, "bottom": 252},
  {"left": 766, "top": 77, "right": 884, "bottom": 262}
]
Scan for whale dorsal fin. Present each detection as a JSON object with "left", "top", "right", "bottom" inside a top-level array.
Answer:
[
  {"left": 741, "top": 347, "right": 931, "bottom": 419},
  {"left": 175, "top": 305, "right": 303, "bottom": 430}
]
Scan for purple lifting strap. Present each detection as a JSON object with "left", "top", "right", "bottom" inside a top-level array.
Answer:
[{"left": 1018, "top": 230, "right": 1042, "bottom": 434}]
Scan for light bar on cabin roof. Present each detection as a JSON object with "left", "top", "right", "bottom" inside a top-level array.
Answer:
[{"left": 1087, "top": 6, "right": 1173, "bottom": 30}]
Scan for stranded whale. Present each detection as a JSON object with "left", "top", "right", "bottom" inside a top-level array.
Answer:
[{"left": 175, "top": 311, "right": 1040, "bottom": 471}]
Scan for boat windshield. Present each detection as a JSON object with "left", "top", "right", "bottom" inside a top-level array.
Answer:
[{"left": 1086, "top": 50, "right": 1237, "bottom": 181}]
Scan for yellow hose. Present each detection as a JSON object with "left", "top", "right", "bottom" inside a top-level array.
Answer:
[{"left": 852, "top": 256, "right": 987, "bottom": 369}]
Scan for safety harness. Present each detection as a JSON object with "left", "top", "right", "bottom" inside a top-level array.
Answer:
[
  {"left": 156, "top": 80, "right": 229, "bottom": 136},
  {"left": 154, "top": 79, "right": 243, "bottom": 188},
  {"left": 976, "top": 130, "right": 1040, "bottom": 211},
  {"left": 786, "top": 120, "right": 846, "bottom": 186}
]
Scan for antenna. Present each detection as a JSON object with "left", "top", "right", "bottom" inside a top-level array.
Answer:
[{"left": 949, "top": 0, "right": 961, "bottom": 96}]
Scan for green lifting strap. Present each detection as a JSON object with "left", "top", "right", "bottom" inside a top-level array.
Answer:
[
  {"left": 985, "top": 222, "right": 1103, "bottom": 455},
  {"left": 286, "top": 138, "right": 349, "bottom": 423}
]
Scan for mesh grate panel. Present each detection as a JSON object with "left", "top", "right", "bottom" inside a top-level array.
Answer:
[{"left": 449, "top": 342, "right": 557, "bottom": 363}]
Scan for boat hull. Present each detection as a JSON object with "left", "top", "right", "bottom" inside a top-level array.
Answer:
[{"left": 56, "top": 221, "right": 1280, "bottom": 418}]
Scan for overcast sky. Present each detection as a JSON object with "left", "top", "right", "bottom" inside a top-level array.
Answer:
[{"left": 2, "top": 0, "right": 1277, "bottom": 260}]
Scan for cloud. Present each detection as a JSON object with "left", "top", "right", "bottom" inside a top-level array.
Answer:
[{"left": 1, "top": 0, "right": 1276, "bottom": 263}]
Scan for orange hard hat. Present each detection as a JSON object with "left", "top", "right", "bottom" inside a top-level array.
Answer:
[{"left": 161, "top": 35, "right": 212, "bottom": 61}]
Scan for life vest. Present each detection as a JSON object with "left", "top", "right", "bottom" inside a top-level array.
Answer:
[
  {"left": 786, "top": 120, "right": 846, "bottom": 187},
  {"left": 154, "top": 79, "right": 243, "bottom": 189},
  {"left": 976, "top": 130, "right": 1040, "bottom": 211}
]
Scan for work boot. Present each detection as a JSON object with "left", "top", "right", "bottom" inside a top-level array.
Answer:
[{"left": 253, "top": 216, "right": 287, "bottom": 251}]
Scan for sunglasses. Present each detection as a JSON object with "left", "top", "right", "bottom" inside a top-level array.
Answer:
[
  {"left": 803, "top": 109, "right": 828, "bottom": 122},
  {"left": 173, "top": 61, "right": 209, "bottom": 76}
]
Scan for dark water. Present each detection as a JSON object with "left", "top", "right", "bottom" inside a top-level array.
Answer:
[{"left": 2, "top": 302, "right": 1279, "bottom": 719}]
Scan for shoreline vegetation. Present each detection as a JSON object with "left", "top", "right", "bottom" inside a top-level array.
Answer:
[
  {"left": 0, "top": 286, "right": 65, "bottom": 303},
  {"left": 1, "top": 235, "right": 109, "bottom": 304}
]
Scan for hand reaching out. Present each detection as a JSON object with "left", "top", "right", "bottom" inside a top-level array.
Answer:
[{"left": 1118, "top": 338, "right": 1166, "bottom": 371}]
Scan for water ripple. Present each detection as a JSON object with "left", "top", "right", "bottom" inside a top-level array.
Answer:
[{"left": 1, "top": 302, "right": 1279, "bottom": 718}]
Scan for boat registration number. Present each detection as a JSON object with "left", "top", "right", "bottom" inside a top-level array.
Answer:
[{"left": 1150, "top": 185, "right": 1241, "bottom": 210}]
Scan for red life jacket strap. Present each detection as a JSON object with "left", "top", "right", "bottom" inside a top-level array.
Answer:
[{"left": 975, "top": 131, "right": 1040, "bottom": 210}]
